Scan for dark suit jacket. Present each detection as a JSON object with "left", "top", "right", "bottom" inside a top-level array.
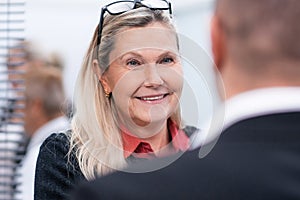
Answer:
[{"left": 72, "top": 112, "right": 300, "bottom": 200}]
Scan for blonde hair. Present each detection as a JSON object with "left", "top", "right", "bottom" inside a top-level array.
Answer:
[{"left": 69, "top": 7, "right": 181, "bottom": 180}]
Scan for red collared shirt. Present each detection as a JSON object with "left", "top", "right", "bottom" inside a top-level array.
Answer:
[{"left": 122, "top": 120, "right": 190, "bottom": 159}]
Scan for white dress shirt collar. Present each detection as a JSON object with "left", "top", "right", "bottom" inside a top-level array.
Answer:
[
  {"left": 191, "top": 87, "right": 300, "bottom": 149},
  {"left": 224, "top": 87, "right": 300, "bottom": 130}
]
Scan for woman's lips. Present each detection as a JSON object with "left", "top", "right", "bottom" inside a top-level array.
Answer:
[{"left": 135, "top": 93, "right": 171, "bottom": 103}]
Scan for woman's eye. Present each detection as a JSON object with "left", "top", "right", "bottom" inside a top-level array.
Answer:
[
  {"left": 160, "top": 57, "right": 174, "bottom": 64},
  {"left": 126, "top": 59, "right": 141, "bottom": 67}
]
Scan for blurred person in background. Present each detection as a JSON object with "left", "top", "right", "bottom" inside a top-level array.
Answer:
[
  {"left": 71, "top": 0, "right": 300, "bottom": 199},
  {"left": 4, "top": 40, "right": 66, "bottom": 130},
  {"left": 7, "top": 40, "right": 46, "bottom": 90},
  {"left": 0, "top": 40, "right": 48, "bottom": 199},
  {"left": 34, "top": 0, "right": 199, "bottom": 199},
  {"left": 14, "top": 66, "right": 70, "bottom": 200},
  {"left": 3, "top": 40, "right": 69, "bottom": 200}
]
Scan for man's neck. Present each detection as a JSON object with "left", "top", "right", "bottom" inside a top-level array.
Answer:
[{"left": 220, "top": 61, "right": 300, "bottom": 99}]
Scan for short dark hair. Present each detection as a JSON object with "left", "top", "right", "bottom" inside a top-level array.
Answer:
[{"left": 216, "top": 0, "right": 300, "bottom": 64}]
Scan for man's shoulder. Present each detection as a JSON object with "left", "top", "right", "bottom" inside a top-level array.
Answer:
[{"left": 222, "top": 112, "right": 300, "bottom": 141}]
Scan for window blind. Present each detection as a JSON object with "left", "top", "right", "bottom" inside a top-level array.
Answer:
[{"left": 0, "top": 0, "right": 26, "bottom": 199}]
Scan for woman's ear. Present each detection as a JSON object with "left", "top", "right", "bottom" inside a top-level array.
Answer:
[
  {"left": 92, "top": 59, "right": 111, "bottom": 93},
  {"left": 92, "top": 59, "right": 102, "bottom": 80}
]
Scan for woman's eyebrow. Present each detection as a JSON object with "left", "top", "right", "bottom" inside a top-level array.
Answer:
[
  {"left": 121, "top": 50, "right": 178, "bottom": 59},
  {"left": 119, "top": 51, "right": 143, "bottom": 60},
  {"left": 157, "top": 51, "right": 179, "bottom": 59}
]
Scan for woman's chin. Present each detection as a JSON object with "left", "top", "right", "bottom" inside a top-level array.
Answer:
[{"left": 129, "top": 113, "right": 169, "bottom": 127}]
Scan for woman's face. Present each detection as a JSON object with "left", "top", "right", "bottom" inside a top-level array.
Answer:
[{"left": 99, "top": 22, "right": 183, "bottom": 130}]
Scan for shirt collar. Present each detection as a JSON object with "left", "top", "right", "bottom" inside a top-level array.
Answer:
[
  {"left": 224, "top": 87, "right": 300, "bottom": 130},
  {"left": 193, "top": 87, "right": 300, "bottom": 148},
  {"left": 122, "top": 119, "right": 190, "bottom": 158}
]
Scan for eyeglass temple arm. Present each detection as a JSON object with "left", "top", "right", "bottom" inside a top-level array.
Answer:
[
  {"left": 168, "top": 2, "right": 172, "bottom": 16},
  {"left": 97, "top": 7, "right": 106, "bottom": 58}
]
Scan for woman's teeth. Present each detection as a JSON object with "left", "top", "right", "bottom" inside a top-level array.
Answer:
[{"left": 140, "top": 94, "right": 165, "bottom": 101}]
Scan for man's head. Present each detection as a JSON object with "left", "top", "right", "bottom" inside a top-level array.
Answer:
[
  {"left": 23, "top": 67, "right": 66, "bottom": 137},
  {"left": 211, "top": 0, "right": 300, "bottom": 98}
]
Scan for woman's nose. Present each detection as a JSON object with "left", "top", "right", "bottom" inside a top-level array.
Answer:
[{"left": 143, "top": 64, "right": 163, "bottom": 87}]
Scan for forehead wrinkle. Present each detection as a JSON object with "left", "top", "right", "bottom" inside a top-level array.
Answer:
[
  {"left": 117, "top": 49, "right": 177, "bottom": 62},
  {"left": 110, "top": 46, "right": 179, "bottom": 65},
  {"left": 109, "top": 24, "right": 178, "bottom": 63}
]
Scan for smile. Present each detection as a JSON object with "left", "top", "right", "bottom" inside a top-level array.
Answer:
[{"left": 136, "top": 93, "right": 170, "bottom": 102}]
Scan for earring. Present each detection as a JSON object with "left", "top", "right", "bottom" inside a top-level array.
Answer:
[{"left": 104, "top": 91, "right": 111, "bottom": 98}]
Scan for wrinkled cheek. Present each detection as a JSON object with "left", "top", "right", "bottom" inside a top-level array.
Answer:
[
  {"left": 128, "top": 100, "right": 137, "bottom": 120},
  {"left": 162, "top": 68, "right": 183, "bottom": 114},
  {"left": 175, "top": 75, "right": 184, "bottom": 98},
  {"left": 111, "top": 71, "right": 145, "bottom": 123},
  {"left": 112, "top": 95, "right": 130, "bottom": 122}
]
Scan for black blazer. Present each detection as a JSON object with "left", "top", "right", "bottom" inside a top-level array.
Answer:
[
  {"left": 34, "top": 127, "right": 197, "bottom": 200},
  {"left": 72, "top": 112, "right": 300, "bottom": 200}
]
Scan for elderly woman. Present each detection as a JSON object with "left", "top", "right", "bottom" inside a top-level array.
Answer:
[{"left": 34, "top": 0, "right": 198, "bottom": 199}]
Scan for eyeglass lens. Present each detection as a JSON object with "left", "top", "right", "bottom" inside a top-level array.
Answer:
[
  {"left": 107, "top": 2, "right": 135, "bottom": 14},
  {"left": 107, "top": 0, "right": 169, "bottom": 14},
  {"left": 141, "top": 0, "right": 169, "bottom": 9}
]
